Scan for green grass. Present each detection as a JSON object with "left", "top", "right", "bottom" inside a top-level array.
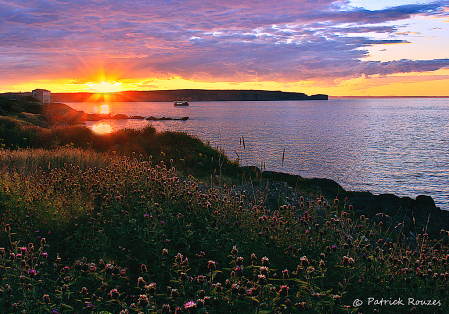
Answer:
[
  {"left": 0, "top": 148, "right": 448, "bottom": 313},
  {"left": 0, "top": 115, "right": 242, "bottom": 179}
]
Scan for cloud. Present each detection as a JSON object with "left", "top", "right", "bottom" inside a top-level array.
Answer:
[{"left": 1, "top": 0, "right": 449, "bottom": 87}]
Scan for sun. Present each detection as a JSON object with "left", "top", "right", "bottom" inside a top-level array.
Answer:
[{"left": 88, "top": 81, "right": 122, "bottom": 93}]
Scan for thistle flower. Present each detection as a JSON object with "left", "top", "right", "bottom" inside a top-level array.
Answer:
[{"left": 29, "top": 269, "right": 37, "bottom": 278}]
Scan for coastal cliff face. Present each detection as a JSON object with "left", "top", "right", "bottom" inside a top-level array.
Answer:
[{"left": 51, "top": 90, "right": 328, "bottom": 102}]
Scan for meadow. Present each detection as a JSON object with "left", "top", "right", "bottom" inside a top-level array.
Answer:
[{"left": 0, "top": 113, "right": 448, "bottom": 313}]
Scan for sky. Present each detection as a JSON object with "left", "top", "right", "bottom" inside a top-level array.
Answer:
[{"left": 0, "top": 0, "right": 448, "bottom": 96}]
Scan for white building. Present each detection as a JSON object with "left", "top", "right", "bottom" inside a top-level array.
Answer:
[{"left": 32, "top": 89, "right": 51, "bottom": 104}]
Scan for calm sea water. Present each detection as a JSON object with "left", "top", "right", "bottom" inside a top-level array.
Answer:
[{"left": 66, "top": 98, "right": 449, "bottom": 209}]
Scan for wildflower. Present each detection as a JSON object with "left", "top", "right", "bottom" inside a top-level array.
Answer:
[
  {"left": 146, "top": 282, "right": 157, "bottom": 295},
  {"left": 260, "top": 266, "right": 269, "bottom": 276},
  {"left": 196, "top": 299, "right": 205, "bottom": 309},
  {"left": 307, "top": 266, "right": 315, "bottom": 275},
  {"left": 162, "top": 304, "right": 171, "bottom": 313},
  {"left": 236, "top": 256, "right": 244, "bottom": 266},
  {"left": 174, "top": 306, "right": 183, "bottom": 314},
  {"left": 231, "top": 246, "right": 238, "bottom": 255},
  {"left": 138, "top": 277, "right": 146, "bottom": 287},
  {"left": 279, "top": 285, "right": 289, "bottom": 296},
  {"left": 29, "top": 269, "right": 37, "bottom": 278},
  {"left": 109, "top": 288, "right": 120, "bottom": 299},
  {"left": 207, "top": 260, "right": 217, "bottom": 271},
  {"left": 300, "top": 256, "right": 309, "bottom": 267},
  {"left": 171, "top": 288, "right": 179, "bottom": 298},
  {"left": 138, "top": 294, "right": 149, "bottom": 307},
  {"left": 141, "top": 264, "right": 147, "bottom": 272},
  {"left": 257, "top": 274, "right": 267, "bottom": 285},
  {"left": 332, "top": 294, "right": 341, "bottom": 305},
  {"left": 282, "top": 269, "right": 290, "bottom": 279},
  {"left": 261, "top": 256, "right": 269, "bottom": 266},
  {"left": 247, "top": 287, "right": 259, "bottom": 296},
  {"left": 250, "top": 253, "right": 257, "bottom": 262},
  {"left": 162, "top": 248, "right": 169, "bottom": 256},
  {"left": 175, "top": 253, "right": 183, "bottom": 263},
  {"left": 43, "top": 294, "right": 50, "bottom": 303},
  {"left": 184, "top": 300, "right": 197, "bottom": 313}
]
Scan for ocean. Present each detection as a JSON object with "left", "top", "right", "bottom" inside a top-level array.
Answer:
[{"left": 66, "top": 98, "right": 449, "bottom": 209}]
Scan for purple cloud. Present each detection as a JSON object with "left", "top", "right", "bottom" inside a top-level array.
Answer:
[{"left": 1, "top": 0, "right": 449, "bottom": 86}]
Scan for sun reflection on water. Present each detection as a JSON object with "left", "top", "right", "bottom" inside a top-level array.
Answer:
[
  {"left": 93, "top": 104, "right": 110, "bottom": 114},
  {"left": 92, "top": 123, "right": 113, "bottom": 134}
]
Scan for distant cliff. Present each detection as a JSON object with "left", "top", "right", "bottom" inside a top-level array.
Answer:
[{"left": 52, "top": 89, "right": 328, "bottom": 102}]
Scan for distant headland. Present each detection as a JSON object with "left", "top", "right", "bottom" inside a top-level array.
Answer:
[{"left": 51, "top": 89, "right": 328, "bottom": 102}]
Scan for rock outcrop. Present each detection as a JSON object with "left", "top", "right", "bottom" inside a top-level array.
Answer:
[{"left": 251, "top": 169, "right": 449, "bottom": 239}]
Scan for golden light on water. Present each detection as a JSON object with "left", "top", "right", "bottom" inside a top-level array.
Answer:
[{"left": 91, "top": 123, "right": 113, "bottom": 134}]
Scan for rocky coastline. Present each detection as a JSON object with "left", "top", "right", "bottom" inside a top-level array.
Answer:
[
  {"left": 43, "top": 102, "right": 188, "bottom": 126},
  {"left": 233, "top": 169, "right": 448, "bottom": 240}
]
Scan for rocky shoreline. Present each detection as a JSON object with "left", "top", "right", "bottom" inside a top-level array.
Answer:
[
  {"left": 43, "top": 102, "right": 188, "bottom": 126},
  {"left": 231, "top": 169, "right": 449, "bottom": 240}
]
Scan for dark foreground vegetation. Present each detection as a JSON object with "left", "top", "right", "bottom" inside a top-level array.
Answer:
[{"left": 0, "top": 98, "right": 448, "bottom": 313}]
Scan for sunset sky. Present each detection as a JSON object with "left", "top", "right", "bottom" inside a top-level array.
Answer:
[{"left": 1, "top": 0, "right": 448, "bottom": 96}]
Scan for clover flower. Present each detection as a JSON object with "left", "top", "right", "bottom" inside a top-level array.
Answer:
[
  {"left": 138, "top": 294, "right": 149, "bottom": 307},
  {"left": 109, "top": 288, "right": 119, "bottom": 299},
  {"left": 184, "top": 300, "right": 197, "bottom": 313},
  {"left": 279, "top": 285, "right": 289, "bottom": 296},
  {"left": 138, "top": 277, "right": 146, "bottom": 287},
  {"left": 207, "top": 260, "right": 217, "bottom": 271},
  {"left": 257, "top": 274, "right": 267, "bottom": 285},
  {"left": 261, "top": 256, "right": 269, "bottom": 266}
]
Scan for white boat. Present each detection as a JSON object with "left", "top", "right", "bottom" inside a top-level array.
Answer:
[{"left": 174, "top": 100, "right": 189, "bottom": 106}]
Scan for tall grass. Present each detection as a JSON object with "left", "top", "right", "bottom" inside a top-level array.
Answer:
[{"left": 0, "top": 147, "right": 114, "bottom": 174}]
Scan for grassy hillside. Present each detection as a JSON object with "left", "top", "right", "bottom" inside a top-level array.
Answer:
[{"left": 0, "top": 148, "right": 447, "bottom": 313}]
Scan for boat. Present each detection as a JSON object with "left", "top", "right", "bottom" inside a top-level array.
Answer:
[{"left": 174, "top": 100, "right": 189, "bottom": 106}]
